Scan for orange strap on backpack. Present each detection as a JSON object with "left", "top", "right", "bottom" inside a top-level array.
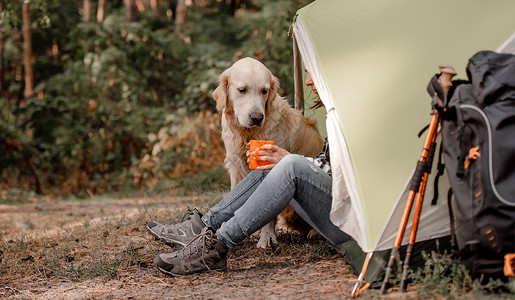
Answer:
[{"left": 504, "top": 253, "right": 515, "bottom": 277}]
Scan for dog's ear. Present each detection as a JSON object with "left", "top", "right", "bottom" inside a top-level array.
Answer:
[
  {"left": 266, "top": 74, "right": 280, "bottom": 111},
  {"left": 270, "top": 74, "right": 280, "bottom": 96},
  {"left": 212, "top": 69, "right": 230, "bottom": 111}
]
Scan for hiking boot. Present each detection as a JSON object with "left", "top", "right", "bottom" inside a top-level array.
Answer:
[
  {"left": 147, "top": 207, "right": 205, "bottom": 248},
  {"left": 153, "top": 227, "right": 228, "bottom": 276}
]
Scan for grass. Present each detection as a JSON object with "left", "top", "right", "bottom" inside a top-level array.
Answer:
[
  {"left": 1, "top": 166, "right": 514, "bottom": 298},
  {"left": 0, "top": 164, "right": 229, "bottom": 206},
  {"left": 406, "top": 250, "right": 515, "bottom": 299},
  {"left": 147, "top": 164, "right": 231, "bottom": 197},
  {"left": 0, "top": 168, "right": 228, "bottom": 287},
  {"left": 1, "top": 207, "right": 157, "bottom": 282},
  {"left": 0, "top": 188, "right": 41, "bottom": 205},
  {"left": 0, "top": 197, "right": 337, "bottom": 287}
]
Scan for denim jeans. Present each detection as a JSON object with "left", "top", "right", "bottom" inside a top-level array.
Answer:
[{"left": 201, "top": 154, "right": 351, "bottom": 248}]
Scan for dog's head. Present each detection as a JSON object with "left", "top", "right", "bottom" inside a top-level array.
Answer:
[{"left": 212, "top": 57, "right": 279, "bottom": 128}]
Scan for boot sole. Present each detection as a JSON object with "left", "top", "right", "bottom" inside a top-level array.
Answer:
[{"left": 157, "top": 265, "right": 226, "bottom": 277}]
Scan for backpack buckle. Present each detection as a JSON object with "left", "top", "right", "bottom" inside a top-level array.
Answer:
[{"left": 504, "top": 253, "right": 515, "bottom": 277}]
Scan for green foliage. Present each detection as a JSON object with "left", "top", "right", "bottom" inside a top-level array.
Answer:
[
  {"left": 235, "top": 0, "right": 313, "bottom": 98},
  {"left": 410, "top": 251, "right": 514, "bottom": 299},
  {"left": 0, "top": 0, "right": 313, "bottom": 199},
  {"left": 169, "top": 165, "right": 230, "bottom": 196}
]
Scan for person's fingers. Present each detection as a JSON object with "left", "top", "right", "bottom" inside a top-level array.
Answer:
[
  {"left": 258, "top": 150, "right": 277, "bottom": 162},
  {"left": 260, "top": 150, "right": 288, "bottom": 164},
  {"left": 259, "top": 144, "right": 275, "bottom": 151},
  {"left": 251, "top": 144, "right": 290, "bottom": 170},
  {"left": 258, "top": 150, "right": 272, "bottom": 157}
]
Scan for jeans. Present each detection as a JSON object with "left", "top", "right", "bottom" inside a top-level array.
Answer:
[{"left": 201, "top": 154, "right": 351, "bottom": 248}]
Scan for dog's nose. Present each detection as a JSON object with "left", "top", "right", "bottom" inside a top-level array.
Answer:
[{"left": 250, "top": 113, "right": 264, "bottom": 126}]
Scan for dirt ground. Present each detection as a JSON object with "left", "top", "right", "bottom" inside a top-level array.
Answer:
[{"left": 0, "top": 195, "right": 417, "bottom": 299}]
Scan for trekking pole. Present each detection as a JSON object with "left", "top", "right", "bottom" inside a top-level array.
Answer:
[
  {"left": 379, "top": 113, "right": 438, "bottom": 295},
  {"left": 399, "top": 123, "right": 438, "bottom": 291},
  {"left": 380, "top": 66, "right": 456, "bottom": 294},
  {"left": 399, "top": 66, "right": 456, "bottom": 292}
]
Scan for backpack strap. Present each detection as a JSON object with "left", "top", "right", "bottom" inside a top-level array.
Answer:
[
  {"left": 447, "top": 188, "right": 458, "bottom": 255},
  {"left": 455, "top": 106, "right": 472, "bottom": 178},
  {"left": 431, "top": 143, "right": 445, "bottom": 205}
]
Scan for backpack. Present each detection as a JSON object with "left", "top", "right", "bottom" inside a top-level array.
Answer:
[{"left": 440, "top": 50, "right": 515, "bottom": 278}]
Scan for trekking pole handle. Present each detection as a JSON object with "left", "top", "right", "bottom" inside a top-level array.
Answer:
[{"left": 438, "top": 65, "right": 456, "bottom": 98}]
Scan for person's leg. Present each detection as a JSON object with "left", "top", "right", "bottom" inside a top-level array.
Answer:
[
  {"left": 216, "top": 154, "right": 350, "bottom": 248},
  {"left": 202, "top": 169, "right": 269, "bottom": 230},
  {"left": 147, "top": 170, "right": 269, "bottom": 247}
]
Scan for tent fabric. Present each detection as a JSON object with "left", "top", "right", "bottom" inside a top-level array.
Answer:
[{"left": 292, "top": 0, "right": 515, "bottom": 253}]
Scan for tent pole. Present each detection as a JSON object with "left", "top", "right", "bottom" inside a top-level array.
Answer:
[
  {"left": 351, "top": 252, "right": 373, "bottom": 297},
  {"left": 292, "top": 35, "right": 305, "bottom": 113}
]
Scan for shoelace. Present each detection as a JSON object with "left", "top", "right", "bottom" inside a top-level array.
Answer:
[{"left": 177, "top": 228, "right": 215, "bottom": 270}]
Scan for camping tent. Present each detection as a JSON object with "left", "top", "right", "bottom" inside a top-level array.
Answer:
[{"left": 292, "top": 0, "right": 515, "bottom": 290}]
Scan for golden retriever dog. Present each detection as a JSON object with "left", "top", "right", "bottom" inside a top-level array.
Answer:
[{"left": 212, "top": 57, "right": 324, "bottom": 248}]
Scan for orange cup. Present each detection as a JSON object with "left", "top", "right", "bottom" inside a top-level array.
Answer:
[{"left": 248, "top": 140, "right": 274, "bottom": 169}]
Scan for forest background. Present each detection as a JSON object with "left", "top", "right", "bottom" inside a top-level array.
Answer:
[
  {"left": 0, "top": 0, "right": 313, "bottom": 202},
  {"left": 2, "top": 2, "right": 514, "bottom": 298}
]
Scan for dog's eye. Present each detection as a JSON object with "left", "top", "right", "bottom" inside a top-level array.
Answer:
[
  {"left": 261, "top": 89, "right": 268, "bottom": 95},
  {"left": 238, "top": 88, "right": 246, "bottom": 94}
]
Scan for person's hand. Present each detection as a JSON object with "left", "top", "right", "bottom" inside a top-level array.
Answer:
[{"left": 252, "top": 144, "right": 290, "bottom": 170}]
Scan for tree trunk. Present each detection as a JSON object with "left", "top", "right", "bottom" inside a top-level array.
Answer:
[
  {"left": 135, "top": 0, "right": 145, "bottom": 12},
  {"left": 175, "top": 0, "right": 186, "bottom": 38},
  {"left": 0, "top": 3, "right": 5, "bottom": 100},
  {"left": 22, "top": 2, "right": 34, "bottom": 99},
  {"left": 83, "top": 0, "right": 92, "bottom": 23},
  {"left": 97, "top": 0, "right": 106, "bottom": 23},
  {"left": 124, "top": 0, "right": 138, "bottom": 22},
  {"left": 150, "top": 0, "right": 158, "bottom": 14},
  {"left": 231, "top": 0, "right": 240, "bottom": 15}
]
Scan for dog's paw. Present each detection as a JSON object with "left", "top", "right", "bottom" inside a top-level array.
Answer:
[
  {"left": 307, "top": 228, "right": 322, "bottom": 240},
  {"left": 257, "top": 224, "right": 279, "bottom": 249},
  {"left": 257, "top": 232, "right": 278, "bottom": 249}
]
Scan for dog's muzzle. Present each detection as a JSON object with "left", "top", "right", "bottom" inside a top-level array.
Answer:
[{"left": 249, "top": 113, "right": 264, "bottom": 126}]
